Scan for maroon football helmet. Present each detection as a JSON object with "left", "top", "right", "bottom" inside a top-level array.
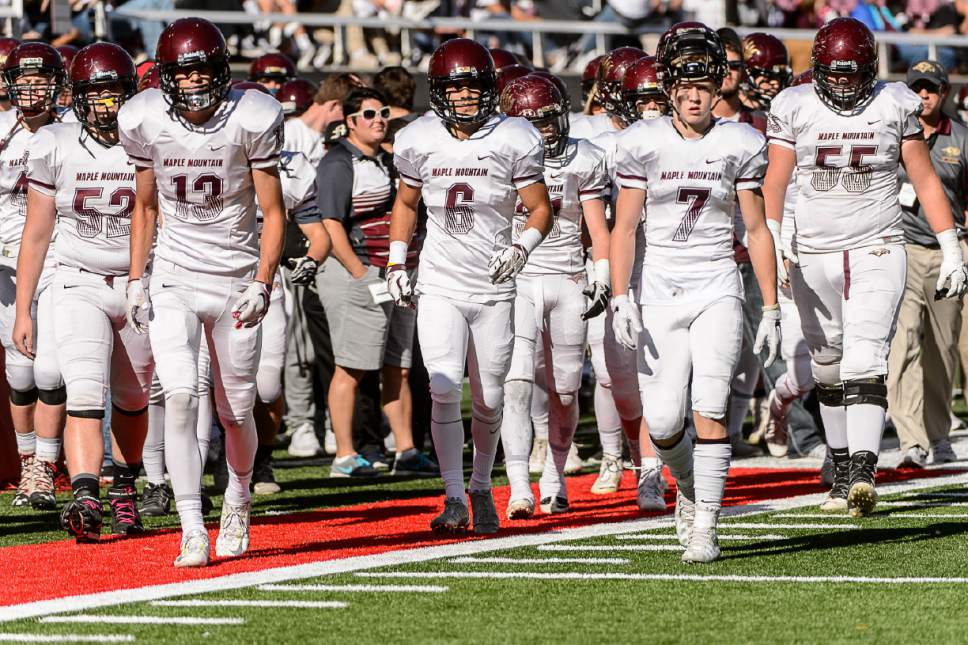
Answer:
[
  {"left": 231, "top": 80, "right": 272, "bottom": 94},
  {"left": 812, "top": 17, "right": 877, "bottom": 113},
  {"left": 57, "top": 45, "right": 79, "bottom": 80},
  {"left": 742, "top": 33, "right": 791, "bottom": 108},
  {"left": 156, "top": 17, "right": 231, "bottom": 112},
  {"left": 581, "top": 54, "right": 605, "bottom": 105},
  {"left": 3, "top": 42, "right": 65, "bottom": 115},
  {"left": 958, "top": 84, "right": 968, "bottom": 112},
  {"left": 138, "top": 64, "right": 160, "bottom": 92},
  {"left": 488, "top": 48, "right": 519, "bottom": 73},
  {"left": 69, "top": 43, "right": 136, "bottom": 133},
  {"left": 496, "top": 64, "right": 530, "bottom": 99},
  {"left": 528, "top": 70, "right": 571, "bottom": 111},
  {"left": 248, "top": 52, "right": 296, "bottom": 85},
  {"left": 501, "top": 75, "right": 568, "bottom": 156},
  {"left": 428, "top": 38, "right": 497, "bottom": 126},
  {"left": 596, "top": 47, "right": 646, "bottom": 117},
  {"left": 655, "top": 21, "right": 727, "bottom": 94},
  {"left": 277, "top": 78, "right": 317, "bottom": 117},
  {"left": 621, "top": 56, "right": 667, "bottom": 123}
]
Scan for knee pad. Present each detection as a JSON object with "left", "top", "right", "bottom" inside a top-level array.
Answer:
[
  {"left": 68, "top": 408, "right": 104, "bottom": 419},
  {"left": 256, "top": 371, "right": 283, "bottom": 405},
  {"left": 811, "top": 360, "right": 841, "bottom": 387},
  {"left": 6, "top": 363, "right": 35, "bottom": 395},
  {"left": 428, "top": 373, "right": 462, "bottom": 405},
  {"left": 9, "top": 386, "right": 38, "bottom": 406},
  {"left": 504, "top": 379, "right": 532, "bottom": 415},
  {"left": 165, "top": 391, "right": 199, "bottom": 429},
  {"left": 815, "top": 381, "right": 845, "bottom": 407},
  {"left": 554, "top": 390, "right": 576, "bottom": 409},
  {"left": 37, "top": 385, "right": 66, "bottom": 406},
  {"left": 844, "top": 375, "right": 887, "bottom": 409},
  {"left": 113, "top": 403, "right": 148, "bottom": 417},
  {"left": 644, "top": 406, "right": 685, "bottom": 441}
]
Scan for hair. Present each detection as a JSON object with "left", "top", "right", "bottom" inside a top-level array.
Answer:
[
  {"left": 342, "top": 86, "right": 388, "bottom": 120},
  {"left": 716, "top": 27, "right": 743, "bottom": 56},
  {"left": 316, "top": 72, "right": 365, "bottom": 105},
  {"left": 373, "top": 66, "right": 415, "bottom": 111}
]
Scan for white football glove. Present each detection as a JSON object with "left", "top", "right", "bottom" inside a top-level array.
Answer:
[
  {"left": 286, "top": 256, "right": 319, "bottom": 286},
  {"left": 766, "top": 218, "right": 789, "bottom": 287},
  {"left": 386, "top": 264, "right": 414, "bottom": 308},
  {"left": 754, "top": 305, "right": 782, "bottom": 368},
  {"left": 582, "top": 281, "right": 611, "bottom": 320},
  {"left": 936, "top": 229, "right": 968, "bottom": 299},
  {"left": 487, "top": 244, "right": 528, "bottom": 284},
  {"left": 610, "top": 294, "right": 642, "bottom": 351},
  {"left": 125, "top": 278, "right": 150, "bottom": 335},
  {"left": 231, "top": 281, "right": 271, "bottom": 329}
]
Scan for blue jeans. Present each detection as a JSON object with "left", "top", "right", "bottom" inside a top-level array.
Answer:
[
  {"left": 895, "top": 44, "right": 958, "bottom": 73},
  {"left": 113, "top": 0, "right": 174, "bottom": 57}
]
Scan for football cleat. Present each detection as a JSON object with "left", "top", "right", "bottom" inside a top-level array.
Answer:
[
  {"left": 60, "top": 495, "right": 103, "bottom": 543},
  {"left": 820, "top": 452, "right": 851, "bottom": 513},
  {"left": 847, "top": 451, "right": 878, "bottom": 518},
  {"left": 174, "top": 529, "right": 210, "bottom": 568},
  {"left": 30, "top": 459, "right": 57, "bottom": 510},
  {"left": 590, "top": 453, "right": 623, "bottom": 494},
  {"left": 529, "top": 438, "right": 548, "bottom": 475},
  {"left": 469, "top": 489, "right": 500, "bottom": 534},
  {"left": 215, "top": 501, "right": 251, "bottom": 557},
  {"left": 637, "top": 465, "right": 668, "bottom": 511},
  {"left": 430, "top": 496, "right": 470, "bottom": 534},
  {"left": 674, "top": 487, "right": 696, "bottom": 547},
  {"left": 12, "top": 454, "right": 35, "bottom": 507},
  {"left": 140, "top": 482, "right": 173, "bottom": 517},
  {"left": 506, "top": 497, "right": 535, "bottom": 521},
  {"left": 540, "top": 496, "right": 570, "bottom": 515},
  {"left": 682, "top": 526, "right": 720, "bottom": 564},
  {"left": 108, "top": 485, "right": 144, "bottom": 535},
  {"left": 564, "top": 443, "right": 584, "bottom": 476}
]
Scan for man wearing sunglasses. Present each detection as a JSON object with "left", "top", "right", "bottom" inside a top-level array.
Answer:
[{"left": 314, "top": 87, "right": 436, "bottom": 479}]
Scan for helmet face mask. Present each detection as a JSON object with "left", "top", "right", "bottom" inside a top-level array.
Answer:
[
  {"left": 621, "top": 57, "right": 667, "bottom": 124},
  {"left": 428, "top": 39, "right": 497, "bottom": 127},
  {"left": 70, "top": 43, "right": 137, "bottom": 134},
  {"left": 500, "top": 75, "right": 569, "bottom": 157},
  {"left": 742, "top": 33, "right": 791, "bottom": 109},
  {"left": 812, "top": 17, "right": 878, "bottom": 115},
  {"left": 3, "top": 43, "right": 65, "bottom": 116},
  {"left": 156, "top": 18, "right": 232, "bottom": 114},
  {"left": 160, "top": 60, "right": 230, "bottom": 112},
  {"left": 656, "top": 22, "right": 727, "bottom": 98}
]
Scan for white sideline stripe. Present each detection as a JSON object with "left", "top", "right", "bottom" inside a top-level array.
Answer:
[
  {"left": 40, "top": 616, "right": 243, "bottom": 626},
  {"left": 259, "top": 584, "right": 448, "bottom": 593},
  {"left": 151, "top": 600, "right": 347, "bottom": 609},
  {"left": 449, "top": 557, "right": 629, "bottom": 564},
  {"left": 772, "top": 513, "right": 968, "bottom": 519},
  {"left": 0, "top": 635, "right": 134, "bottom": 643},
  {"left": 907, "top": 491, "right": 968, "bottom": 498},
  {"left": 717, "top": 523, "right": 858, "bottom": 530},
  {"left": 617, "top": 533, "right": 788, "bottom": 541},
  {"left": 880, "top": 501, "right": 968, "bottom": 507},
  {"left": 538, "top": 544, "right": 684, "bottom": 552},
  {"left": 772, "top": 514, "right": 859, "bottom": 519},
  {"left": 3, "top": 470, "right": 965, "bottom": 623},
  {"left": 355, "top": 571, "right": 968, "bottom": 584}
]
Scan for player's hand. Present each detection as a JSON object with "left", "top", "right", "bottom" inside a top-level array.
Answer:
[
  {"left": 386, "top": 264, "right": 413, "bottom": 308},
  {"left": 487, "top": 244, "right": 528, "bottom": 284},
  {"left": 232, "top": 281, "right": 271, "bottom": 329},
  {"left": 754, "top": 305, "right": 782, "bottom": 368},
  {"left": 286, "top": 256, "right": 318, "bottom": 286},
  {"left": 125, "top": 278, "right": 150, "bottom": 335},
  {"left": 11, "top": 312, "right": 33, "bottom": 359},
  {"left": 610, "top": 294, "right": 642, "bottom": 351},
  {"left": 581, "top": 281, "right": 611, "bottom": 320},
  {"left": 936, "top": 259, "right": 968, "bottom": 299}
]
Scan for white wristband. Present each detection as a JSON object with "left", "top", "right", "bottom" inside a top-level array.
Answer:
[
  {"left": 766, "top": 218, "right": 782, "bottom": 240},
  {"left": 388, "top": 240, "right": 408, "bottom": 266},
  {"left": 594, "top": 258, "right": 611, "bottom": 288},
  {"left": 517, "top": 226, "right": 544, "bottom": 255}
]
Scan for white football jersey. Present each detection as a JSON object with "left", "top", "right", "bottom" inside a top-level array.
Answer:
[
  {"left": 615, "top": 116, "right": 767, "bottom": 305},
  {"left": 118, "top": 87, "right": 284, "bottom": 276},
  {"left": 394, "top": 113, "right": 544, "bottom": 302},
  {"left": 284, "top": 117, "right": 324, "bottom": 166},
  {"left": 513, "top": 137, "right": 607, "bottom": 276},
  {"left": 767, "top": 81, "right": 921, "bottom": 254},
  {"left": 278, "top": 149, "right": 316, "bottom": 218},
  {"left": 569, "top": 112, "right": 614, "bottom": 141},
  {"left": 0, "top": 110, "right": 36, "bottom": 254},
  {"left": 28, "top": 122, "right": 135, "bottom": 275}
]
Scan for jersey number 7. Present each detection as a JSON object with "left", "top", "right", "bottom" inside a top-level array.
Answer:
[{"left": 672, "top": 187, "right": 710, "bottom": 242}]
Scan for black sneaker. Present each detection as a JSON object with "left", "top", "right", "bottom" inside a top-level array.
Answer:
[
  {"left": 361, "top": 448, "right": 390, "bottom": 472},
  {"left": 140, "top": 482, "right": 172, "bottom": 517},
  {"left": 108, "top": 485, "right": 145, "bottom": 535},
  {"left": 60, "top": 495, "right": 103, "bottom": 543},
  {"left": 252, "top": 445, "right": 281, "bottom": 495},
  {"left": 391, "top": 450, "right": 440, "bottom": 477},
  {"left": 847, "top": 450, "right": 878, "bottom": 518},
  {"left": 820, "top": 450, "right": 850, "bottom": 513}
]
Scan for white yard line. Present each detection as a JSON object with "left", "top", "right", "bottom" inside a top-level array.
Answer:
[
  {"left": 772, "top": 513, "right": 968, "bottom": 519},
  {"left": 0, "top": 636, "right": 134, "bottom": 643},
  {"left": 538, "top": 544, "right": 684, "bottom": 552},
  {"left": 616, "top": 534, "right": 788, "bottom": 541},
  {"left": 355, "top": 571, "right": 968, "bottom": 584},
  {"left": 2, "top": 470, "right": 964, "bottom": 623},
  {"left": 150, "top": 600, "right": 347, "bottom": 609},
  {"left": 448, "top": 557, "right": 629, "bottom": 565},
  {"left": 879, "top": 501, "right": 968, "bottom": 507},
  {"left": 716, "top": 523, "right": 858, "bottom": 530},
  {"left": 258, "top": 584, "right": 448, "bottom": 593},
  {"left": 39, "top": 616, "right": 243, "bottom": 626}
]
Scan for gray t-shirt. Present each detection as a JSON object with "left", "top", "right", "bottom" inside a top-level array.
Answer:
[{"left": 898, "top": 114, "right": 968, "bottom": 247}]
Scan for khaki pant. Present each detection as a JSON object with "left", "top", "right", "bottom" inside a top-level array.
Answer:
[{"left": 888, "top": 243, "right": 963, "bottom": 451}]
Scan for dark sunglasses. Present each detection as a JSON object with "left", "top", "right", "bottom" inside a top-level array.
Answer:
[
  {"left": 727, "top": 60, "right": 745, "bottom": 71},
  {"left": 348, "top": 106, "right": 390, "bottom": 121}
]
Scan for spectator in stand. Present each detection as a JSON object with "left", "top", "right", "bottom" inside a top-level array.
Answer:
[
  {"left": 250, "top": 0, "right": 318, "bottom": 70},
  {"left": 472, "top": 0, "right": 538, "bottom": 56},
  {"left": 896, "top": 0, "right": 964, "bottom": 71},
  {"left": 351, "top": 0, "right": 404, "bottom": 68}
]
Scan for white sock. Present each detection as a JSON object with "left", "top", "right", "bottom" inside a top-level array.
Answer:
[
  {"left": 599, "top": 426, "right": 623, "bottom": 459},
  {"left": 651, "top": 432, "right": 694, "bottom": 499},
  {"left": 594, "top": 382, "right": 622, "bottom": 452},
  {"left": 847, "top": 404, "right": 886, "bottom": 456},
  {"left": 35, "top": 436, "right": 61, "bottom": 463},
  {"left": 640, "top": 456, "right": 661, "bottom": 470},
  {"left": 163, "top": 393, "right": 202, "bottom": 503},
  {"left": 431, "top": 401, "right": 466, "bottom": 500},
  {"left": 727, "top": 394, "right": 751, "bottom": 440},
  {"left": 501, "top": 380, "right": 534, "bottom": 502},
  {"left": 820, "top": 403, "right": 848, "bottom": 450},
  {"left": 693, "top": 441, "right": 731, "bottom": 510},
  {"left": 223, "top": 414, "right": 258, "bottom": 506},
  {"left": 143, "top": 402, "right": 166, "bottom": 485},
  {"left": 468, "top": 411, "right": 502, "bottom": 492},
  {"left": 539, "top": 390, "right": 579, "bottom": 501},
  {"left": 176, "top": 498, "right": 205, "bottom": 535},
  {"left": 15, "top": 430, "right": 36, "bottom": 456}
]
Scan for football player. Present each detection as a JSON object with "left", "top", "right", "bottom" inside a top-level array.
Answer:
[
  {"left": 387, "top": 38, "right": 553, "bottom": 534},
  {"left": 13, "top": 43, "right": 153, "bottom": 541},
  {"left": 0, "top": 42, "right": 67, "bottom": 511},
  {"left": 741, "top": 33, "right": 792, "bottom": 112},
  {"left": 763, "top": 18, "right": 967, "bottom": 516},
  {"left": 570, "top": 47, "right": 643, "bottom": 140},
  {"left": 247, "top": 52, "right": 296, "bottom": 95},
  {"left": 119, "top": 17, "right": 286, "bottom": 566},
  {"left": 611, "top": 22, "right": 780, "bottom": 563},
  {"left": 500, "top": 74, "right": 609, "bottom": 518},
  {"left": 278, "top": 78, "right": 324, "bottom": 166}
]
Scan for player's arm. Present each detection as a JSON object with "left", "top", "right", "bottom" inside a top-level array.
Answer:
[
  {"left": 297, "top": 220, "right": 332, "bottom": 262},
  {"left": 516, "top": 180, "right": 553, "bottom": 238},
  {"left": 487, "top": 180, "right": 553, "bottom": 284},
  {"left": 129, "top": 166, "right": 158, "bottom": 280},
  {"left": 762, "top": 144, "right": 795, "bottom": 226},
  {"left": 12, "top": 188, "right": 56, "bottom": 357},
  {"left": 386, "top": 179, "right": 421, "bottom": 307},
  {"left": 738, "top": 187, "right": 778, "bottom": 308},
  {"left": 609, "top": 186, "right": 642, "bottom": 298},
  {"left": 579, "top": 196, "right": 611, "bottom": 320},
  {"left": 253, "top": 165, "right": 286, "bottom": 285}
]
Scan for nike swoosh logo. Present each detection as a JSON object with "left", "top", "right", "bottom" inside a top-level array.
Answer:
[
  {"left": 210, "top": 145, "right": 225, "bottom": 151},
  {"left": 161, "top": 283, "right": 176, "bottom": 288},
  {"left": 62, "top": 284, "right": 79, "bottom": 289},
  {"left": 477, "top": 154, "right": 492, "bottom": 161},
  {"left": 705, "top": 158, "right": 720, "bottom": 165},
  {"left": 867, "top": 120, "right": 880, "bottom": 125}
]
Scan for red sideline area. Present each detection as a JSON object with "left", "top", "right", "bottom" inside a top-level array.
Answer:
[{"left": 0, "top": 466, "right": 955, "bottom": 606}]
